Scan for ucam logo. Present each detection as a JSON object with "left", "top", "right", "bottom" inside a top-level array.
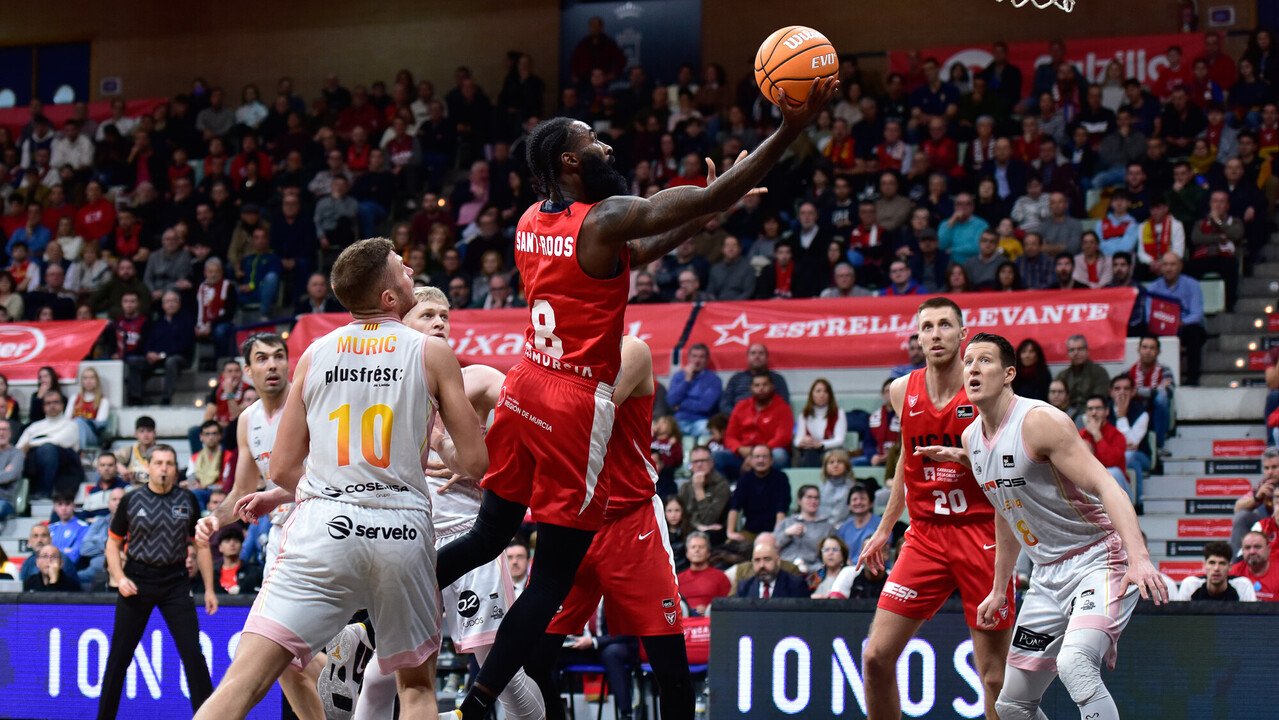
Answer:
[{"left": 0, "top": 326, "right": 46, "bottom": 365}]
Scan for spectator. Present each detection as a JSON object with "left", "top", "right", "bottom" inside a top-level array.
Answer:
[
  {"left": 1057, "top": 334, "right": 1112, "bottom": 410},
  {"left": 1166, "top": 161, "right": 1205, "bottom": 229},
  {"left": 0, "top": 422, "right": 21, "bottom": 520},
  {"left": 880, "top": 259, "right": 925, "bottom": 297},
  {"left": 1147, "top": 252, "right": 1206, "bottom": 386},
  {"left": 208, "top": 527, "right": 261, "bottom": 595},
  {"left": 143, "top": 229, "right": 195, "bottom": 301},
  {"left": 963, "top": 230, "right": 1004, "bottom": 288},
  {"left": 735, "top": 533, "right": 808, "bottom": 598},
  {"left": 1233, "top": 449, "right": 1279, "bottom": 551},
  {"left": 1187, "top": 189, "right": 1241, "bottom": 311},
  {"left": 810, "top": 449, "right": 853, "bottom": 525},
  {"left": 116, "top": 415, "right": 157, "bottom": 486},
  {"left": 293, "top": 272, "right": 344, "bottom": 316},
  {"left": 188, "top": 420, "right": 232, "bottom": 506},
  {"left": 131, "top": 291, "right": 194, "bottom": 405},
  {"left": 1135, "top": 197, "right": 1184, "bottom": 280},
  {"left": 722, "top": 372, "right": 794, "bottom": 474},
  {"left": 628, "top": 271, "right": 662, "bottom": 304},
  {"left": 1079, "top": 395, "right": 1131, "bottom": 497},
  {"left": 809, "top": 536, "right": 855, "bottom": 599},
  {"left": 1010, "top": 176, "right": 1050, "bottom": 233},
  {"left": 1127, "top": 335, "right": 1176, "bottom": 452},
  {"left": 65, "top": 366, "right": 109, "bottom": 450},
  {"left": 1267, "top": 345, "right": 1279, "bottom": 445},
  {"left": 707, "top": 235, "right": 755, "bottom": 300},
  {"left": 27, "top": 366, "right": 61, "bottom": 425},
  {"left": 720, "top": 343, "right": 790, "bottom": 414},
  {"left": 1072, "top": 230, "right": 1112, "bottom": 289},
  {"left": 725, "top": 445, "right": 791, "bottom": 543},
  {"left": 677, "top": 445, "right": 731, "bottom": 544},
  {"left": 194, "top": 257, "right": 237, "bottom": 359},
  {"left": 668, "top": 344, "right": 721, "bottom": 440},
  {"left": 91, "top": 257, "right": 151, "bottom": 318},
  {"left": 819, "top": 262, "right": 873, "bottom": 298},
  {"left": 664, "top": 495, "right": 692, "bottom": 571},
  {"left": 793, "top": 379, "right": 847, "bottom": 467},
  {"left": 836, "top": 483, "right": 882, "bottom": 558},
  {"left": 1110, "top": 375, "right": 1152, "bottom": 507},
  {"left": 24, "top": 545, "right": 81, "bottom": 592},
  {"left": 863, "top": 378, "right": 900, "bottom": 467},
  {"left": 26, "top": 263, "right": 77, "bottom": 320},
  {"left": 1039, "top": 191, "right": 1082, "bottom": 256},
  {"left": 48, "top": 494, "right": 90, "bottom": 566},
  {"left": 1232, "top": 531, "right": 1279, "bottom": 602},
  {"left": 677, "top": 531, "right": 730, "bottom": 615},
  {"left": 650, "top": 417, "right": 683, "bottom": 497},
  {"left": 1093, "top": 109, "right": 1148, "bottom": 189},
  {"left": 774, "top": 485, "right": 835, "bottom": 571},
  {"left": 19, "top": 524, "right": 52, "bottom": 582},
  {"left": 1012, "top": 338, "right": 1052, "bottom": 401},
  {"left": 77, "top": 486, "right": 125, "bottom": 590},
  {"left": 65, "top": 243, "right": 112, "bottom": 299},
  {"left": 1094, "top": 191, "right": 1141, "bottom": 256},
  {"left": 16, "top": 389, "right": 82, "bottom": 497},
  {"left": 238, "top": 227, "right": 283, "bottom": 318},
  {"left": 1176, "top": 542, "right": 1257, "bottom": 601},
  {"left": 80, "top": 451, "right": 127, "bottom": 519},
  {"left": 673, "top": 268, "right": 711, "bottom": 303},
  {"left": 937, "top": 192, "right": 988, "bottom": 264},
  {"left": 482, "top": 275, "right": 522, "bottom": 309},
  {"left": 890, "top": 335, "right": 925, "bottom": 379},
  {"left": 505, "top": 539, "right": 530, "bottom": 598}
]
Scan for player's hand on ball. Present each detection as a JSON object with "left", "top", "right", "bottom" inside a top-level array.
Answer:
[
  {"left": 976, "top": 590, "right": 1008, "bottom": 629},
  {"left": 194, "top": 516, "right": 219, "bottom": 547},
  {"left": 914, "top": 445, "right": 967, "bottom": 465},
  {"left": 1125, "top": 558, "right": 1169, "bottom": 605},
  {"left": 777, "top": 76, "right": 840, "bottom": 129}
]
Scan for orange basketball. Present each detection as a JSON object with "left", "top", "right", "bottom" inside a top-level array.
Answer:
[{"left": 754, "top": 26, "right": 837, "bottom": 107}]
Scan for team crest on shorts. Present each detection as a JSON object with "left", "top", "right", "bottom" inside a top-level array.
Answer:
[{"left": 956, "top": 405, "right": 975, "bottom": 419}]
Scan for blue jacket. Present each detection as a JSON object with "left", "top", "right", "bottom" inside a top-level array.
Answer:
[
  {"left": 147, "top": 312, "right": 196, "bottom": 358},
  {"left": 668, "top": 370, "right": 722, "bottom": 424},
  {"left": 1147, "top": 274, "right": 1204, "bottom": 325},
  {"left": 49, "top": 518, "right": 90, "bottom": 565},
  {"left": 737, "top": 571, "right": 809, "bottom": 598}
]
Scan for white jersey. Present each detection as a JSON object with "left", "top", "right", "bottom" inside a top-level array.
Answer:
[
  {"left": 244, "top": 397, "right": 293, "bottom": 527},
  {"left": 965, "top": 396, "right": 1115, "bottom": 566},
  {"left": 428, "top": 449, "right": 483, "bottom": 535},
  {"left": 298, "top": 317, "right": 437, "bottom": 512}
]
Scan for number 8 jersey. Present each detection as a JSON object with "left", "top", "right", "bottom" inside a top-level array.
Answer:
[
  {"left": 298, "top": 317, "right": 437, "bottom": 512},
  {"left": 514, "top": 201, "right": 631, "bottom": 383}
]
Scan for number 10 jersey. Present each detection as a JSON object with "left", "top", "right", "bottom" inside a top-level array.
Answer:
[{"left": 298, "top": 316, "right": 437, "bottom": 513}]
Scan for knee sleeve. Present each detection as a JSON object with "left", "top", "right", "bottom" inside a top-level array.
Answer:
[
  {"left": 994, "top": 695, "right": 1047, "bottom": 720},
  {"left": 1057, "top": 632, "right": 1111, "bottom": 707}
]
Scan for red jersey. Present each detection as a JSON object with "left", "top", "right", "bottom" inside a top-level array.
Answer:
[
  {"left": 1231, "top": 559, "right": 1279, "bottom": 602},
  {"left": 71, "top": 393, "right": 101, "bottom": 421},
  {"left": 75, "top": 199, "right": 117, "bottom": 242},
  {"left": 514, "top": 201, "right": 630, "bottom": 382},
  {"left": 603, "top": 392, "right": 657, "bottom": 520},
  {"left": 899, "top": 368, "right": 992, "bottom": 524}
]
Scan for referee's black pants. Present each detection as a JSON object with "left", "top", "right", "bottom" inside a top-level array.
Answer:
[{"left": 96, "top": 562, "right": 213, "bottom": 720}]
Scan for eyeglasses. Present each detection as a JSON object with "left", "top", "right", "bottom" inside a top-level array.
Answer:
[{"left": 690, "top": 457, "right": 712, "bottom": 464}]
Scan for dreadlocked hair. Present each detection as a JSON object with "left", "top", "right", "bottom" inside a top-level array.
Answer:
[{"left": 525, "top": 117, "right": 576, "bottom": 204}]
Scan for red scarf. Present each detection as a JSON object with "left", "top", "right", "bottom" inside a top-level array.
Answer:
[
  {"left": 1084, "top": 257, "right": 1100, "bottom": 284},
  {"left": 73, "top": 393, "right": 100, "bottom": 421},
  {"left": 774, "top": 262, "right": 793, "bottom": 297},
  {"left": 114, "top": 226, "right": 141, "bottom": 258},
  {"left": 875, "top": 141, "right": 907, "bottom": 171},
  {"left": 1, "top": 396, "right": 15, "bottom": 420},
  {"left": 1260, "top": 125, "right": 1279, "bottom": 153},
  {"left": 1100, "top": 215, "right": 1131, "bottom": 240},
  {"left": 1128, "top": 362, "right": 1165, "bottom": 391},
  {"left": 197, "top": 279, "right": 232, "bottom": 324},
  {"left": 824, "top": 137, "right": 856, "bottom": 170},
  {"left": 1141, "top": 217, "right": 1172, "bottom": 259},
  {"left": 8, "top": 259, "right": 31, "bottom": 287}
]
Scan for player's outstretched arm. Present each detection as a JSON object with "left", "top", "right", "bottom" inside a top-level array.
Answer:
[
  {"left": 587, "top": 78, "right": 839, "bottom": 258},
  {"left": 859, "top": 375, "right": 909, "bottom": 574},
  {"left": 269, "top": 350, "right": 312, "bottom": 494},
  {"left": 427, "top": 338, "right": 488, "bottom": 480},
  {"left": 1026, "top": 406, "right": 1169, "bottom": 604}
]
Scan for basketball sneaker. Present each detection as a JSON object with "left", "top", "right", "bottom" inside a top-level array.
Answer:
[{"left": 319, "top": 622, "right": 373, "bottom": 719}]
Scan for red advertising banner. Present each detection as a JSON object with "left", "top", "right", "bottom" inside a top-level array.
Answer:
[
  {"left": 1195, "top": 478, "right": 1254, "bottom": 497},
  {"left": 1176, "top": 518, "right": 1232, "bottom": 539},
  {"left": 287, "top": 305, "right": 688, "bottom": 377},
  {"left": 0, "top": 321, "right": 109, "bottom": 382},
  {"left": 685, "top": 289, "right": 1135, "bottom": 370},
  {"left": 1211, "top": 439, "right": 1266, "bottom": 458},
  {"left": 1269, "top": 314, "right": 1278, "bottom": 333},
  {"left": 887, "top": 32, "right": 1206, "bottom": 88},
  {"left": 1159, "top": 561, "right": 1202, "bottom": 583}
]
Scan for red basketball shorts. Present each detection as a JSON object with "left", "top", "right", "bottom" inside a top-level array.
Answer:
[
  {"left": 877, "top": 520, "right": 1015, "bottom": 630},
  {"left": 481, "top": 361, "right": 615, "bottom": 530},
  {"left": 548, "top": 496, "right": 684, "bottom": 637}
]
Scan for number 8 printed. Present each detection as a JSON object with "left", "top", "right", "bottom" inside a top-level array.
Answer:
[{"left": 531, "top": 299, "right": 564, "bottom": 359}]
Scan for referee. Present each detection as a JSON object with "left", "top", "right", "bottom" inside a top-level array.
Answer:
[{"left": 97, "top": 444, "right": 218, "bottom": 719}]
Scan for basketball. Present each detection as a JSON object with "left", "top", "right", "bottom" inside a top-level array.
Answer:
[{"left": 754, "top": 26, "right": 837, "bottom": 107}]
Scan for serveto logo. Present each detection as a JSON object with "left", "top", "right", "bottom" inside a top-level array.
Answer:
[
  {"left": 0, "top": 326, "right": 46, "bottom": 366},
  {"left": 327, "top": 515, "right": 354, "bottom": 539}
]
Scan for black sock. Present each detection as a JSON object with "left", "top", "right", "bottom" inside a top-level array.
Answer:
[
  {"left": 641, "top": 634, "right": 695, "bottom": 720},
  {"left": 436, "top": 490, "right": 526, "bottom": 588},
  {"left": 458, "top": 684, "right": 497, "bottom": 718},
  {"left": 472, "top": 522, "right": 596, "bottom": 697}
]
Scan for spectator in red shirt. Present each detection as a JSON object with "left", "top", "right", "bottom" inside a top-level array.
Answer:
[
  {"left": 677, "top": 532, "right": 731, "bottom": 615},
  {"left": 920, "top": 116, "right": 961, "bottom": 179},
  {"left": 1197, "top": 32, "right": 1237, "bottom": 91},
  {"left": 665, "top": 153, "right": 708, "bottom": 189},
  {"left": 1079, "top": 394, "right": 1131, "bottom": 497},
  {"left": 1154, "top": 45, "right": 1193, "bottom": 101},
  {"left": 823, "top": 118, "right": 857, "bottom": 175},
  {"left": 335, "top": 86, "right": 382, "bottom": 140},
  {"left": 228, "top": 134, "right": 273, "bottom": 190},
  {"left": 1232, "top": 531, "right": 1279, "bottom": 602},
  {"left": 721, "top": 370, "right": 795, "bottom": 475}
]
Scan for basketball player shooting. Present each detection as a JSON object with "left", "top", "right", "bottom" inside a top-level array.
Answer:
[
  {"left": 857, "top": 298, "right": 1012, "bottom": 719},
  {"left": 434, "top": 76, "right": 838, "bottom": 720},
  {"left": 916, "top": 333, "right": 1167, "bottom": 720}
]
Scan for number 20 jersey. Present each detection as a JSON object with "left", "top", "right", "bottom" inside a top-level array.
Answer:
[
  {"left": 899, "top": 368, "right": 994, "bottom": 525},
  {"left": 514, "top": 201, "right": 630, "bottom": 383},
  {"left": 298, "top": 317, "right": 437, "bottom": 513}
]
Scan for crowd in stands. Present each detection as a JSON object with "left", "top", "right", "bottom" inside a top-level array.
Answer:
[{"left": 2, "top": 23, "right": 1278, "bottom": 710}]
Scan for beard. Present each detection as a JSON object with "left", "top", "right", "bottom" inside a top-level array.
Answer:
[{"left": 579, "top": 153, "right": 629, "bottom": 203}]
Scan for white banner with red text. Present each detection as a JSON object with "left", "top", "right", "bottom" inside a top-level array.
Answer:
[
  {"left": 887, "top": 32, "right": 1206, "bottom": 88},
  {"left": 685, "top": 289, "right": 1135, "bottom": 370},
  {"left": 0, "top": 321, "right": 109, "bottom": 382},
  {"left": 286, "top": 305, "right": 687, "bottom": 377}
]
